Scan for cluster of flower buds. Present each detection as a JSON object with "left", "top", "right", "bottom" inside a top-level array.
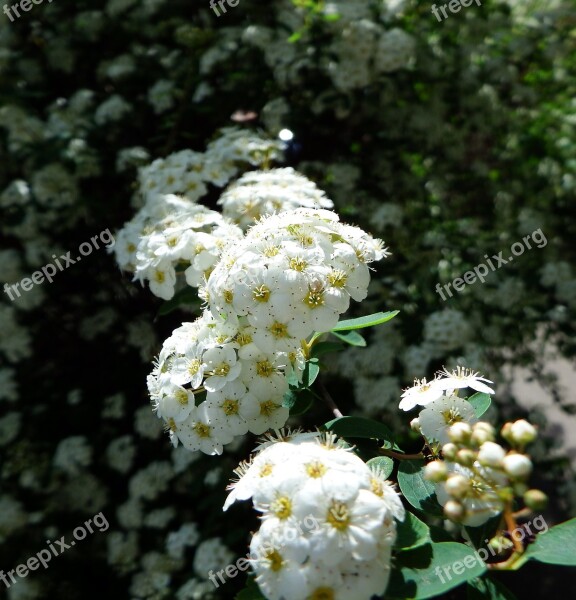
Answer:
[{"left": 424, "top": 419, "right": 546, "bottom": 525}]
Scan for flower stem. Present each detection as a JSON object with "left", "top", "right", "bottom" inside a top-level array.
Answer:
[
  {"left": 317, "top": 379, "right": 343, "bottom": 418},
  {"left": 379, "top": 448, "right": 425, "bottom": 460}
]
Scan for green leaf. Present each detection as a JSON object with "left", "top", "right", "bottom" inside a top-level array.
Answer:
[
  {"left": 366, "top": 456, "right": 394, "bottom": 479},
  {"left": 331, "top": 310, "right": 399, "bottom": 331},
  {"left": 395, "top": 511, "right": 431, "bottom": 551},
  {"left": 287, "top": 30, "right": 302, "bottom": 43},
  {"left": 157, "top": 287, "right": 200, "bottom": 316},
  {"left": 310, "top": 341, "right": 344, "bottom": 358},
  {"left": 524, "top": 517, "right": 576, "bottom": 566},
  {"left": 282, "top": 389, "right": 314, "bottom": 416},
  {"left": 467, "top": 576, "right": 518, "bottom": 600},
  {"left": 324, "top": 416, "right": 394, "bottom": 446},
  {"left": 330, "top": 329, "right": 366, "bottom": 347},
  {"left": 301, "top": 358, "right": 320, "bottom": 388},
  {"left": 467, "top": 392, "right": 492, "bottom": 418},
  {"left": 235, "top": 577, "right": 266, "bottom": 600},
  {"left": 387, "top": 542, "right": 486, "bottom": 599},
  {"left": 397, "top": 460, "right": 443, "bottom": 515}
]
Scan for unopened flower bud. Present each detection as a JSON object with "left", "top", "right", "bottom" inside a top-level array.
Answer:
[
  {"left": 455, "top": 449, "right": 476, "bottom": 467},
  {"left": 410, "top": 418, "right": 421, "bottom": 433},
  {"left": 471, "top": 422, "right": 495, "bottom": 446},
  {"left": 509, "top": 420, "right": 537, "bottom": 446},
  {"left": 502, "top": 454, "right": 532, "bottom": 478},
  {"left": 424, "top": 460, "right": 448, "bottom": 482},
  {"left": 444, "top": 474, "right": 469, "bottom": 499},
  {"left": 448, "top": 422, "right": 472, "bottom": 444},
  {"left": 513, "top": 482, "right": 528, "bottom": 497},
  {"left": 524, "top": 489, "right": 548, "bottom": 511},
  {"left": 478, "top": 441, "right": 506, "bottom": 467},
  {"left": 444, "top": 500, "right": 465, "bottom": 522},
  {"left": 442, "top": 443, "right": 457, "bottom": 460},
  {"left": 501, "top": 422, "right": 513, "bottom": 443}
]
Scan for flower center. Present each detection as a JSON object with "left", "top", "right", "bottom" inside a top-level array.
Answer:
[
  {"left": 260, "top": 400, "right": 279, "bottom": 416},
  {"left": 271, "top": 496, "right": 292, "bottom": 519},
  {"left": 311, "top": 589, "right": 335, "bottom": 600},
  {"left": 175, "top": 389, "right": 189, "bottom": 406},
  {"left": 222, "top": 399, "right": 238, "bottom": 415},
  {"left": 269, "top": 321, "right": 289, "bottom": 339},
  {"left": 264, "top": 549, "right": 283, "bottom": 572},
  {"left": 328, "top": 270, "right": 347, "bottom": 288},
  {"left": 188, "top": 359, "right": 201, "bottom": 375},
  {"left": 256, "top": 360, "right": 275, "bottom": 377},
  {"left": 253, "top": 285, "right": 271, "bottom": 303},
  {"left": 305, "top": 461, "right": 327, "bottom": 478},
  {"left": 193, "top": 423, "right": 211, "bottom": 438},
  {"left": 304, "top": 290, "right": 324, "bottom": 308},
  {"left": 326, "top": 500, "right": 350, "bottom": 531}
]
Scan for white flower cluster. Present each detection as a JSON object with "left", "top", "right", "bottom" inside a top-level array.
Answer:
[
  {"left": 224, "top": 432, "right": 404, "bottom": 600},
  {"left": 114, "top": 193, "right": 243, "bottom": 300},
  {"left": 204, "top": 208, "right": 388, "bottom": 340},
  {"left": 148, "top": 209, "right": 387, "bottom": 454},
  {"left": 113, "top": 127, "right": 284, "bottom": 299},
  {"left": 147, "top": 310, "right": 292, "bottom": 455},
  {"left": 137, "top": 128, "right": 283, "bottom": 203},
  {"left": 217, "top": 168, "right": 334, "bottom": 230}
]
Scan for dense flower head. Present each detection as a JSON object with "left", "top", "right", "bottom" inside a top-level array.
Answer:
[
  {"left": 114, "top": 194, "right": 243, "bottom": 300},
  {"left": 204, "top": 208, "right": 388, "bottom": 343},
  {"left": 224, "top": 432, "right": 403, "bottom": 600},
  {"left": 218, "top": 168, "right": 334, "bottom": 229},
  {"left": 147, "top": 310, "right": 296, "bottom": 455}
]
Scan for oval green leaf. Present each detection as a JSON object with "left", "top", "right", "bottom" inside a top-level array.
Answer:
[
  {"left": 324, "top": 416, "right": 394, "bottom": 445},
  {"left": 397, "top": 460, "right": 443, "bottom": 515},
  {"left": 467, "top": 392, "right": 492, "bottom": 418},
  {"left": 387, "top": 542, "right": 487, "bottom": 600},
  {"left": 395, "top": 511, "right": 431, "bottom": 551},
  {"left": 524, "top": 517, "right": 576, "bottom": 566},
  {"left": 331, "top": 310, "right": 399, "bottom": 331}
]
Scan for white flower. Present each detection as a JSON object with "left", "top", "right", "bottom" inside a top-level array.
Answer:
[
  {"left": 171, "top": 402, "right": 234, "bottom": 455},
  {"left": 399, "top": 377, "right": 444, "bottom": 411},
  {"left": 435, "top": 366, "right": 495, "bottom": 395},
  {"left": 368, "top": 467, "right": 405, "bottom": 522},
  {"left": 296, "top": 489, "right": 388, "bottom": 566},
  {"left": 204, "top": 380, "right": 260, "bottom": 436},
  {"left": 202, "top": 346, "right": 242, "bottom": 392},
  {"left": 250, "top": 529, "right": 311, "bottom": 600},
  {"left": 418, "top": 395, "right": 477, "bottom": 444}
]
